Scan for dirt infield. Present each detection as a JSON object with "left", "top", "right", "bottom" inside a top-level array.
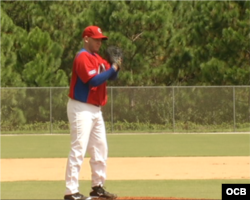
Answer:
[
  {"left": 1, "top": 156, "right": 250, "bottom": 181},
  {"left": 2, "top": 157, "right": 249, "bottom": 200}
]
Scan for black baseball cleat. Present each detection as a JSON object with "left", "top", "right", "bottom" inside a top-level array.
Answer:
[
  {"left": 89, "top": 185, "right": 117, "bottom": 199},
  {"left": 64, "top": 192, "right": 86, "bottom": 200}
]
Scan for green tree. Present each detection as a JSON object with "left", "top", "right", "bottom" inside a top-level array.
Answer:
[
  {"left": 1, "top": 0, "right": 91, "bottom": 86},
  {"left": 1, "top": 0, "right": 249, "bottom": 87},
  {"left": 90, "top": 0, "right": 172, "bottom": 86},
  {"left": 1, "top": 7, "right": 27, "bottom": 87},
  {"left": 19, "top": 26, "right": 68, "bottom": 86},
  {"left": 33, "top": 0, "right": 92, "bottom": 78},
  {"left": 159, "top": 1, "right": 250, "bottom": 85}
]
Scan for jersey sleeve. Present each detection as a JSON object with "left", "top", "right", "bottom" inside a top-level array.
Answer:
[{"left": 74, "top": 53, "right": 98, "bottom": 83}]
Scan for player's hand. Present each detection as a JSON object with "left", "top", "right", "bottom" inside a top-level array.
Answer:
[
  {"left": 115, "top": 58, "right": 122, "bottom": 69},
  {"left": 112, "top": 63, "right": 120, "bottom": 71}
]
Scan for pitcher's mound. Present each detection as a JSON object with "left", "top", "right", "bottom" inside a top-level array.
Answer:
[{"left": 117, "top": 197, "right": 218, "bottom": 200}]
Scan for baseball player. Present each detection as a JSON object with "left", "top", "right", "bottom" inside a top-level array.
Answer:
[{"left": 64, "top": 26, "right": 120, "bottom": 200}]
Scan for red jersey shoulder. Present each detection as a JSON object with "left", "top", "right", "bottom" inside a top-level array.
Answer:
[
  {"left": 74, "top": 51, "right": 111, "bottom": 77},
  {"left": 76, "top": 51, "right": 98, "bottom": 66},
  {"left": 74, "top": 51, "right": 99, "bottom": 83}
]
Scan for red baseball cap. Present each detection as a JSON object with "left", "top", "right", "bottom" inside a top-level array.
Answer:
[{"left": 82, "top": 26, "right": 108, "bottom": 40}]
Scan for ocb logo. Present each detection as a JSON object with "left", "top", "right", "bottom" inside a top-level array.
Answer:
[
  {"left": 226, "top": 188, "right": 246, "bottom": 195},
  {"left": 222, "top": 184, "right": 249, "bottom": 200}
]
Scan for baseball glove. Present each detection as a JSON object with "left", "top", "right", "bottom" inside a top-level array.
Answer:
[{"left": 105, "top": 46, "right": 123, "bottom": 68}]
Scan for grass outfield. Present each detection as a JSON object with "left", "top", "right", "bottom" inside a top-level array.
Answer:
[
  {"left": 1, "top": 179, "right": 250, "bottom": 199},
  {"left": 1, "top": 134, "right": 250, "bottom": 199},
  {"left": 1, "top": 134, "right": 250, "bottom": 158}
]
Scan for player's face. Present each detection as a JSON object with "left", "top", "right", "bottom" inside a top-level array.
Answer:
[{"left": 88, "top": 38, "right": 102, "bottom": 53}]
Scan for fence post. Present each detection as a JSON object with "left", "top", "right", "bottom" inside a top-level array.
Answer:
[
  {"left": 172, "top": 87, "right": 175, "bottom": 133},
  {"left": 111, "top": 87, "right": 113, "bottom": 133},
  {"left": 233, "top": 87, "right": 236, "bottom": 132},
  {"left": 50, "top": 88, "right": 53, "bottom": 134}
]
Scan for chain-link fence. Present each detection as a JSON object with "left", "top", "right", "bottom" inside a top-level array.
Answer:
[{"left": 1, "top": 86, "right": 250, "bottom": 134}]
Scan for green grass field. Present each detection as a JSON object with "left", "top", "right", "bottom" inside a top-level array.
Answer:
[
  {"left": 1, "top": 133, "right": 250, "bottom": 199},
  {"left": 1, "top": 179, "right": 250, "bottom": 199},
  {"left": 1, "top": 134, "right": 250, "bottom": 158}
]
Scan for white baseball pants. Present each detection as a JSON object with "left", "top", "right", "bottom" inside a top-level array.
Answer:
[{"left": 65, "top": 98, "right": 108, "bottom": 195}]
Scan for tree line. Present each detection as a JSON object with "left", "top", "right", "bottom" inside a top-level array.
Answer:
[{"left": 1, "top": 0, "right": 249, "bottom": 87}]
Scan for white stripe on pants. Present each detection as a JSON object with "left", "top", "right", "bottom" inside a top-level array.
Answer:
[{"left": 65, "top": 98, "right": 108, "bottom": 195}]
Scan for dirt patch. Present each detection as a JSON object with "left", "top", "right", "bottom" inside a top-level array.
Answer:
[
  {"left": 2, "top": 157, "right": 248, "bottom": 200},
  {"left": 1, "top": 157, "right": 250, "bottom": 181},
  {"left": 117, "top": 198, "right": 218, "bottom": 200}
]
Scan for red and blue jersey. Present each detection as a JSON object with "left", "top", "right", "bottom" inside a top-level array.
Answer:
[{"left": 68, "top": 49, "right": 117, "bottom": 106}]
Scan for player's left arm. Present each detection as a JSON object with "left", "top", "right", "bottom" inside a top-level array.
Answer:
[
  {"left": 109, "top": 71, "right": 118, "bottom": 80},
  {"left": 88, "top": 66, "right": 117, "bottom": 87}
]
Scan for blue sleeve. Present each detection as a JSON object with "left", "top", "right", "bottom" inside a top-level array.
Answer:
[
  {"left": 88, "top": 67, "right": 117, "bottom": 87},
  {"left": 109, "top": 71, "right": 119, "bottom": 80}
]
